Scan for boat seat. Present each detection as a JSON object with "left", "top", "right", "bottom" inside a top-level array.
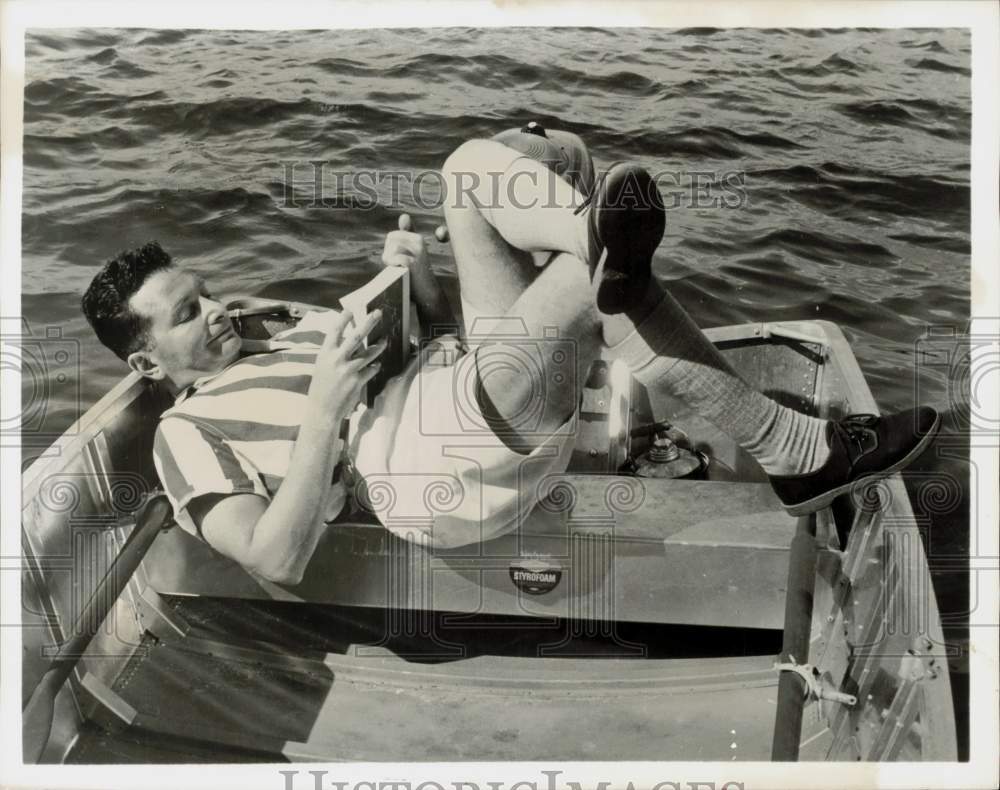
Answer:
[{"left": 142, "top": 476, "right": 797, "bottom": 630}]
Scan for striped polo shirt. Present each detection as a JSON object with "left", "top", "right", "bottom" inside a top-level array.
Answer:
[{"left": 152, "top": 311, "right": 348, "bottom": 538}]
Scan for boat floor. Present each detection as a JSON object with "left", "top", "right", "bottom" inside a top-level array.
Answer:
[{"left": 67, "top": 598, "right": 786, "bottom": 763}]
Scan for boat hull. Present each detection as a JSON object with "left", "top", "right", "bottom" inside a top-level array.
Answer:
[{"left": 20, "top": 317, "right": 956, "bottom": 762}]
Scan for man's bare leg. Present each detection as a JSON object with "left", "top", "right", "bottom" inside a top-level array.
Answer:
[
  {"left": 442, "top": 144, "right": 602, "bottom": 450},
  {"left": 439, "top": 138, "right": 940, "bottom": 516},
  {"left": 443, "top": 170, "right": 540, "bottom": 333},
  {"left": 441, "top": 138, "right": 833, "bottom": 473}
]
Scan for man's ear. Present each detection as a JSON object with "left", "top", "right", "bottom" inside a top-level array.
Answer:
[{"left": 126, "top": 349, "right": 165, "bottom": 380}]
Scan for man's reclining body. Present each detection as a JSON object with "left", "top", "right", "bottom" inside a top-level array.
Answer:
[{"left": 82, "top": 130, "right": 939, "bottom": 585}]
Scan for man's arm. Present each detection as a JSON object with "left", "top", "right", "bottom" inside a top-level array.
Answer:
[
  {"left": 383, "top": 214, "right": 458, "bottom": 338},
  {"left": 189, "top": 309, "right": 384, "bottom": 585}
]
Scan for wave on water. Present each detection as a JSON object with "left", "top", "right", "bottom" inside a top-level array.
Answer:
[
  {"left": 680, "top": 226, "right": 900, "bottom": 266},
  {"left": 87, "top": 46, "right": 118, "bottom": 64},
  {"left": 370, "top": 52, "right": 668, "bottom": 98},
  {"left": 674, "top": 28, "right": 723, "bottom": 37},
  {"left": 24, "top": 77, "right": 168, "bottom": 118},
  {"left": 885, "top": 232, "right": 969, "bottom": 254},
  {"left": 907, "top": 57, "right": 971, "bottom": 76},
  {"left": 900, "top": 38, "right": 950, "bottom": 53},
  {"left": 134, "top": 29, "right": 191, "bottom": 46},
  {"left": 751, "top": 162, "right": 969, "bottom": 225},
  {"left": 782, "top": 51, "right": 863, "bottom": 77},
  {"left": 603, "top": 125, "right": 806, "bottom": 160},
  {"left": 837, "top": 99, "right": 969, "bottom": 141}
]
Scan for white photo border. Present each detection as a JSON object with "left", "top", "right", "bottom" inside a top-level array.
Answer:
[{"left": 1, "top": 1, "right": 997, "bottom": 789}]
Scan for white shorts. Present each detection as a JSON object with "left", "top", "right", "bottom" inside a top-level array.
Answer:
[{"left": 347, "top": 335, "right": 575, "bottom": 548}]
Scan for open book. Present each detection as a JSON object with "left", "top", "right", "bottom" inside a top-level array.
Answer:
[{"left": 340, "top": 266, "right": 411, "bottom": 407}]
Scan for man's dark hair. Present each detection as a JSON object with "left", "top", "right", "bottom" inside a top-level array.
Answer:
[{"left": 82, "top": 241, "right": 174, "bottom": 361}]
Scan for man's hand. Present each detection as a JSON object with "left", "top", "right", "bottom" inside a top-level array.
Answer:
[
  {"left": 196, "top": 308, "right": 385, "bottom": 587},
  {"left": 309, "top": 309, "right": 386, "bottom": 423},
  {"left": 381, "top": 213, "right": 430, "bottom": 271}
]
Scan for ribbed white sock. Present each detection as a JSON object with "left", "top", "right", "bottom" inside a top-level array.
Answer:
[{"left": 607, "top": 292, "right": 831, "bottom": 477}]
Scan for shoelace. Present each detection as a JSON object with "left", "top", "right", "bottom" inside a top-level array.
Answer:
[
  {"left": 834, "top": 413, "right": 880, "bottom": 456},
  {"left": 571, "top": 161, "right": 628, "bottom": 216},
  {"left": 572, "top": 173, "right": 602, "bottom": 216}
]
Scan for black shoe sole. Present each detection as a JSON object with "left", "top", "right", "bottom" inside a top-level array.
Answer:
[
  {"left": 781, "top": 411, "right": 941, "bottom": 516},
  {"left": 589, "top": 164, "right": 665, "bottom": 314}
]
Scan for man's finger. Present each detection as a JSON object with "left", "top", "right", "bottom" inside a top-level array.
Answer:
[
  {"left": 347, "top": 338, "right": 386, "bottom": 370},
  {"left": 362, "top": 338, "right": 387, "bottom": 363},
  {"left": 360, "top": 359, "right": 383, "bottom": 384},
  {"left": 355, "top": 309, "right": 383, "bottom": 342},
  {"left": 398, "top": 213, "right": 412, "bottom": 232},
  {"left": 383, "top": 252, "right": 414, "bottom": 268},
  {"left": 324, "top": 309, "right": 353, "bottom": 348},
  {"left": 339, "top": 310, "right": 382, "bottom": 357}
]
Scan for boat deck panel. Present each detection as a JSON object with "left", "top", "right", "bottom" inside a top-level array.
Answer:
[
  {"left": 143, "top": 479, "right": 799, "bottom": 630},
  {"left": 77, "top": 627, "right": 781, "bottom": 762}
]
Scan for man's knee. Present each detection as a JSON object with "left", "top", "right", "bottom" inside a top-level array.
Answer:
[
  {"left": 441, "top": 138, "right": 507, "bottom": 178},
  {"left": 442, "top": 139, "right": 490, "bottom": 214},
  {"left": 442, "top": 139, "right": 524, "bottom": 215}
]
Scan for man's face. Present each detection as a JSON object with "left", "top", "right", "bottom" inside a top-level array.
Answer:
[{"left": 127, "top": 267, "right": 241, "bottom": 389}]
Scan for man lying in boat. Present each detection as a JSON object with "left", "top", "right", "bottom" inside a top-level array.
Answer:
[{"left": 81, "top": 127, "right": 939, "bottom": 585}]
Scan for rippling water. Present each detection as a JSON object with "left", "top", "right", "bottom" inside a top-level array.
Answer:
[
  {"left": 21, "top": 28, "right": 970, "bottom": 426},
  {"left": 20, "top": 26, "right": 971, "bottom": 749}
]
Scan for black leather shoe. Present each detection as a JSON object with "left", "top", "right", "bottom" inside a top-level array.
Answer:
[
  {"left": 574, "top": 162, "right": 665, "bottom": 314},
  {"left": 769, "top": 407, "right": 940, "bottom": 515}
]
